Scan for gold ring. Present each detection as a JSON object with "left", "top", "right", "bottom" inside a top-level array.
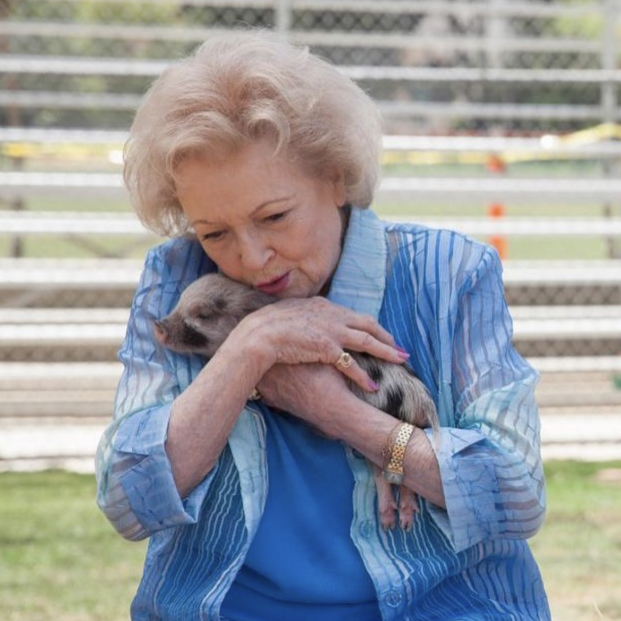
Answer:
[
  {"left": 335, "top": 351, "right": 353, "bottom": 369},
  {"left": 248, "top": 387, "right": 262, "bottom": 401}
]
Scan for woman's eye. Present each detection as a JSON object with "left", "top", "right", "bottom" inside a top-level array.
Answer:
[
  {"left": 201, "top": 230, "right": 225, "bottom": 241},
  {"left": 264, "top": 211, "right": 287, "bottom": 223}
]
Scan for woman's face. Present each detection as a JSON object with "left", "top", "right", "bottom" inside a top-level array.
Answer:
[{"left": 175, "top": 141, "right": 347, "bottom": 299}]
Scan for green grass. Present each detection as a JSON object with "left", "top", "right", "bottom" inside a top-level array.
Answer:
[
  {"left": 0, "top": 471, "right": 146, "bottom": 621},
  {"left": 532, "top": 461, "right": 621, "bottom": 621},
  {"left": 1, "top": 462, "right": 620, "bottom": 620}
]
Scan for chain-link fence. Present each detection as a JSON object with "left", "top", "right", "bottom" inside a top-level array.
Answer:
[{"left": 1, "top": 0, "right": 619, "bottom": 134}]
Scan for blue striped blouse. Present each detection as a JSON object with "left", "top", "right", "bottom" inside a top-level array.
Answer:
[{"left": 95, "top": 207, "right": 550, "bottom": 620}]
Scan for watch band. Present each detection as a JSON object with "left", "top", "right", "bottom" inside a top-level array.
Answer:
[
  {"left": 381, "top": 422, "right": 402, "bottom": 469},
  {"left": 383, "top": 422, "right": 415, "bottom": 485}
]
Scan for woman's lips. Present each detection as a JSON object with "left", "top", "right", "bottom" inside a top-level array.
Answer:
[{"left": 256, "top": 272, "right": 291, "bottom": 295}]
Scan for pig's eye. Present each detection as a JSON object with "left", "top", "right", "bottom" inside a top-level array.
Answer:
[
  {"left": 212, "top": 297, "right": 227, "bottom": 312},
  {"left": 195, "top": 312, "right": 212, "bottom": 321}
]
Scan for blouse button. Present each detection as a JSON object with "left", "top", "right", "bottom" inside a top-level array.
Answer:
[
  {"left": 385, "top": 589, "right": 403, "bottom": 608},
  {"left": 359, "top": 520, "right": 374, "bottom": 539}
]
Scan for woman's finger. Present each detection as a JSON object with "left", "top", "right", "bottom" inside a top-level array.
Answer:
[
  {"left": 343, "top": 328, "right": 409, "bottom": 365},
  {"left": 343, "top": 311, "right": 397, "bottom": 347},
  {"left": 331, "top": 348, "right": 380, "bottom": 393}
]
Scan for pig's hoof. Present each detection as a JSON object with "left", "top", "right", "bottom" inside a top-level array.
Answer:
[
  {"left": 379, "top": 501, "right": 398, "bottom": 531},
  {"left": 399, "top": 489, "right": 419, "bottom": 531}
]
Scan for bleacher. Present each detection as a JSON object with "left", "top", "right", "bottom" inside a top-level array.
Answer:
[{"left": 1, "top": 0, "right": 620, "bottom": 467}]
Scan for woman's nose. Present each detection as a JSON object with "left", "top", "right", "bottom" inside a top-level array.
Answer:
[{"left": 237, "top": 235, "right": 274, "bottom": 271}]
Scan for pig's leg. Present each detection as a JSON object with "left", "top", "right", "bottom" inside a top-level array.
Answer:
[
  {"left": 398, "top": 486, "right": 419, "bottom": 531},
  {"left": 373, "top": 466, "right": 398, "bottom": 530}
]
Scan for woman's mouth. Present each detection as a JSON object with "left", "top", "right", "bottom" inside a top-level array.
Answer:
[{"left": 256, "top": 272, "right": 291, "bottom": 295}]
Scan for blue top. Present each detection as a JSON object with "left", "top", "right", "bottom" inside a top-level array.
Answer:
[
  {"left": 221, "top": 411, "right": 381, "bottom": 621},
  {"left": 95, "top": 207, "right": 550, "bottom": 621}
]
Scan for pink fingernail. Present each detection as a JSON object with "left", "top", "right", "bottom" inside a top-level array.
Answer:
[
  {"left": 396, "top": 345, "right": 408, "bottom": 354},
  {"left": 397, "top": 350, "right": 410, "bottom": 360},
  {"left": 368, "top": 380, "right": 380, "bottom": 391}
]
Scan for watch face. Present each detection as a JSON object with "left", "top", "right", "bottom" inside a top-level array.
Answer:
[{"left": 383, "top": 470, "right": 404, "bottom": 485}]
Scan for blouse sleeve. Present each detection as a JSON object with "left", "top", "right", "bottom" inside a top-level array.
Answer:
[
  {"left": 426, "top": 246, "right": 546, "bottom": 553},
  {"left": 95, "top": 244, "right": 217, "bottom": 541}
]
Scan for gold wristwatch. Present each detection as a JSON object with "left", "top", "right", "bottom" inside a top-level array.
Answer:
[{"left": 383, "top": 422, "right": 415, "bottom": 485}]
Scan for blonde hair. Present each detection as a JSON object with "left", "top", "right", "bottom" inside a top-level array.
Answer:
[{"left": 123, "top": 30, "right": 384, "bottom": 236}]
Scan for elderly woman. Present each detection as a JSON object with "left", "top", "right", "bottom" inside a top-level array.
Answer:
[{"left": 96, "top": 30, "right": 550, "bottom": 621}]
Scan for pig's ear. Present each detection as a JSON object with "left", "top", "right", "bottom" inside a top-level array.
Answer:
[
  {"left": 210, "top": 295, "right": 229, "bottom": 314},
  {"left": 190, "top": 297, "right": 225, "bottom": 321}
]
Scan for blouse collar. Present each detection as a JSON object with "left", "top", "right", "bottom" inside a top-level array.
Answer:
[{"left": 327, "top": 207, "right": 387, "bottom": 320}]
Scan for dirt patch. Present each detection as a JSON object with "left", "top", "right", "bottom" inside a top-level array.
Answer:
[{"left": 593, "top": 468, "right": 621, "bottom": 485}]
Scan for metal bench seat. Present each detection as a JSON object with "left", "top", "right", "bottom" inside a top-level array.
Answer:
[
  {"left": 0, "top": 258, "right": 618, "bottom": 289},
  {"left": 2, "top": 173, "right": 621, "bottom": 202},
  {"left": 1, "top": 313, "right": 618, "bottom": 347},
  {"left": 2, "top": 209, "right": 621, "bottom": 238}
]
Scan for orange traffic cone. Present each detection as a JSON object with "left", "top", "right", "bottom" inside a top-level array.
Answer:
[
  {"left": 487, "top": 202, "right": 508, "bottom": 260},
  {"left": 486, "top": 154, "right": 508, "bottom": 260}
]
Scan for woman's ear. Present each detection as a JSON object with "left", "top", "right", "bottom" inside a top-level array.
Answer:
[{"left": 332, "top": 170, "right": 347, "bottom": 208}]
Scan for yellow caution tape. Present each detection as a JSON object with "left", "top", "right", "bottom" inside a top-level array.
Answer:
[
  {"left": 381, "top": 123, "right": 621, "bottom": 167},
  {"left": 1, "top": 142, "right": 122, "bottom": 160},
  {"left": 556, "top": 122, "right": 621, "bottom": 145}
]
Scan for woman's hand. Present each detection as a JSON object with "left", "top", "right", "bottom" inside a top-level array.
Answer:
[{"left": 233, "top": 296, "right": 408, "bottom": 393}]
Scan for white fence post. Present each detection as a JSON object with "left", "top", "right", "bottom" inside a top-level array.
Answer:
[
  {"left": 601, "top": 0, "right": 619, "bottom": 123},
  {"left": 275, "top": 0, "right": 292, "bottom": 40}
]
